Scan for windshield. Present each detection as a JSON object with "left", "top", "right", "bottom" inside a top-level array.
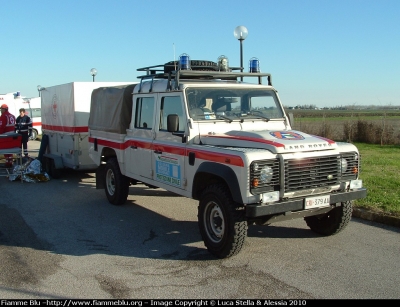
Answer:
[{"left": 186, "top": 87, "right": 284, "bottom": 121}]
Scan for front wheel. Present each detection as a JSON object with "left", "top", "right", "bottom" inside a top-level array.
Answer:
[
  {"left": 104, "top": 157, "right": 130, "bottom": 205},
  {"left": 198, "top": 184, "right": 247, "bottom": 258},
  {"left": 304, "top": 201, "right": 353, "bottom": 236},
  {"left": 29, "top": 129, "right": 38, "bottom": 141}
]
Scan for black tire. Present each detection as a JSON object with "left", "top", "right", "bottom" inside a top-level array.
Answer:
[
  {"left": 104, "top": 157, "right": 130, "bottom": 205},
  {"left": 29, "top": 129, "right": 38, "bottom": 141},
  {"left": 305, "top": 201, "right": 353, "bottom": 236},
  {"left": 198, "top": 184, "right": 247, "bottom": 258},
  {"left": 44, "top": 157, "right": 61, "bottom": 179}
]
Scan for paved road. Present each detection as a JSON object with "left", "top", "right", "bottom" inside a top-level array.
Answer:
[{"left": 0, "top": 140, "right": 399, "bottom": 299}]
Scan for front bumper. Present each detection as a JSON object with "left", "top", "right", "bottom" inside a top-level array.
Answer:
[{"left": 245, "top": 188, "right": 367, "bottom": 218}]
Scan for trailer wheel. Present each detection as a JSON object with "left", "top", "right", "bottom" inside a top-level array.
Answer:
[
  {"left": 104, "top": 157, "right": 129, "bottom": 205},
  {"left": 44, "top": 157, "right": 61, "bottom": 179},
  {"left": 305, "top": 201, "right": 353, "bottom": 236},
  {"left": 198, "top": 184, "right": 247, "bottom": 258}
]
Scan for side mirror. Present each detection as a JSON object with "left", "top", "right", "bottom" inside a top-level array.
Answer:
[
  {"left": 167, "top": 114, "right": 187, "bottom": 143},
  {"left": 167, "top": 114, "right": 179, "bottom": 132}
]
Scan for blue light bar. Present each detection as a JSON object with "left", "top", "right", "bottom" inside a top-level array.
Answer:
[
  {"left": 179, "top": 54, "right": 191, "bottom": 70},
  {"left": 249, "top": 57, "right": 260, "bottom": 73}
]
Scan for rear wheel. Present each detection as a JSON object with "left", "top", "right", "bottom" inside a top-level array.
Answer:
[
  {"left": 198, "top": 184, "right": 247, "bottom": 258},
  {"left": 305, "top": 201, "right": 353, "bottom": 235},
  {"left": 104, "top": 157, "right": 129, "bottom": 205}
]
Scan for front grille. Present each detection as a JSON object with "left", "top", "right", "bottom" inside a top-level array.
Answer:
[
  {"left": 284, "top": 155, "right": 340, "bottom": 192},
  {"left": 250, "top": 153, "right": 360, "bottom": 196}
]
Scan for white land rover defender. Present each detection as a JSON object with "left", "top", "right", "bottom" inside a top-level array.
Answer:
[{"left": 88, "top": 55, "right": 367, "bottom": 258}]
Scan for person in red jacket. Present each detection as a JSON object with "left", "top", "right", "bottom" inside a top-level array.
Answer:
[{"left": 0, "top": 104, "right": 16, "bottom": 167}]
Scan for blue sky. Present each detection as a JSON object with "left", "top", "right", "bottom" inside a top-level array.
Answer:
[{"left": 1, "top": 0, "right": 399, "bottom": 107}]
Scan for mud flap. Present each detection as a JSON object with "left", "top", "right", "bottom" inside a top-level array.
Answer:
[
  {"left": 38, "top": 134, "right": 49, "bottom": 163},
  {"left": 96, "top": 164, "right": 106, "bottom": 189}
]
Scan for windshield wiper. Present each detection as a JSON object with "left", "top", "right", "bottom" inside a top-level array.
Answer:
[
  {"left": 244, "top": 111, "right": 270, "bottom": 122},
  {"left": 216, "top": 114, "right": 233, "bottom": 123}
]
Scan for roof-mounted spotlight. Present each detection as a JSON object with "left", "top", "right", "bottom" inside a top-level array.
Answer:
[
  {"left": 217, "top": 55, "right": 230, "bottom": 72},
  {"left": 179, "top": 53, "right": 191, "bottom": 70},
  {"left": 249, "top": 57, "right": 260, "bottom": 73}
]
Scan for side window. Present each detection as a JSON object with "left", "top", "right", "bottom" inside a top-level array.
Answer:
[
  {"left": 31, "top": 108, "right": 41, "bottom": 118},
  {"left": 160, "top": 96, "right": 185, "bottom": 132},
  {"left": 135, "top": 97, "right": 155, "bottom": 129}
]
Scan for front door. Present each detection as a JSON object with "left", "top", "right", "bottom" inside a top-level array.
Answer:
[{"left": 152, "top": 94, "right": 187, "bottom": 190}]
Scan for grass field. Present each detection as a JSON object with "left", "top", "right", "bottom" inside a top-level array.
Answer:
[
  {"left": 353, "top": 143, "right": 400, "bottom": 217},
  {"left": 289, "top": 109, "right": 400, "bottom": 145}
]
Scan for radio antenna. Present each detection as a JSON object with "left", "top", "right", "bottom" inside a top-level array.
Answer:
[{"left": 173, "top": 43, "right": 176, "bottom": 70}]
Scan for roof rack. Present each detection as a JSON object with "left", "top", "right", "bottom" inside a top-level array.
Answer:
[{"left": 136, "top": 60, "right": 272, "bottom": 92}]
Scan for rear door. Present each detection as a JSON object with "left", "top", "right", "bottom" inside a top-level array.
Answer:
[{"left": 126, "top": 95, "right": 156, "bottom": 179}]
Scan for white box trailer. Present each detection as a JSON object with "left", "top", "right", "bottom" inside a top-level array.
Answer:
[{"left": 40, "top": 82, "right": 135, "bottom": 178}]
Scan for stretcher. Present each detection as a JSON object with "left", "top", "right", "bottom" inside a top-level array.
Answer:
[{"left": 0, "top": 133, "right": 23, "bottom": 169}]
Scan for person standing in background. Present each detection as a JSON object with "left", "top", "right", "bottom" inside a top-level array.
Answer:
[
  {"left": 0, "top": 104, "right": 17, "bottom": 167},
  {"left": 15, "top": 108, "right": 32, "bottom": 157}
]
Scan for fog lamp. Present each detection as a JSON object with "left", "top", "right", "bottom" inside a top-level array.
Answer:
[
  {"left": 350, "top": 180, "right": 362, "bottom": 189},
  {"left": 262, "top": 191, "right": 279, "bottom": 203}
]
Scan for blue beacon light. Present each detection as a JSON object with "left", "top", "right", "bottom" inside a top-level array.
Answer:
[
  {"left": 249, "top": 57, "right": 260, "bottom": 73},
  {"left": 179, "top": 54, "right": 191, "bottom": 70}
]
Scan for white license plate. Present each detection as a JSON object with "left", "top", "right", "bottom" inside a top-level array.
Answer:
[{"left": 304, "top": 195, "right": 331, "bottom": 209}]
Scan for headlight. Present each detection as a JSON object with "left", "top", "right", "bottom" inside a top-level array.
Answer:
[
  {"left": 260, "top": 166, "right": 273, "bottom": 184},
  {"left": 250, "top": 159, "right": 279, "bottom": 193},
  {"left": 341, "top": 158, "right": 348, "bottom": 173}
]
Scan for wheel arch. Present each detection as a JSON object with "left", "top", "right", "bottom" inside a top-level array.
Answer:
[
  {"left": 100, "top": 147, "right": 117, "bottom": 162},
  {"left": 192, "top": 162, "right": 243, "bottom": 204}
]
